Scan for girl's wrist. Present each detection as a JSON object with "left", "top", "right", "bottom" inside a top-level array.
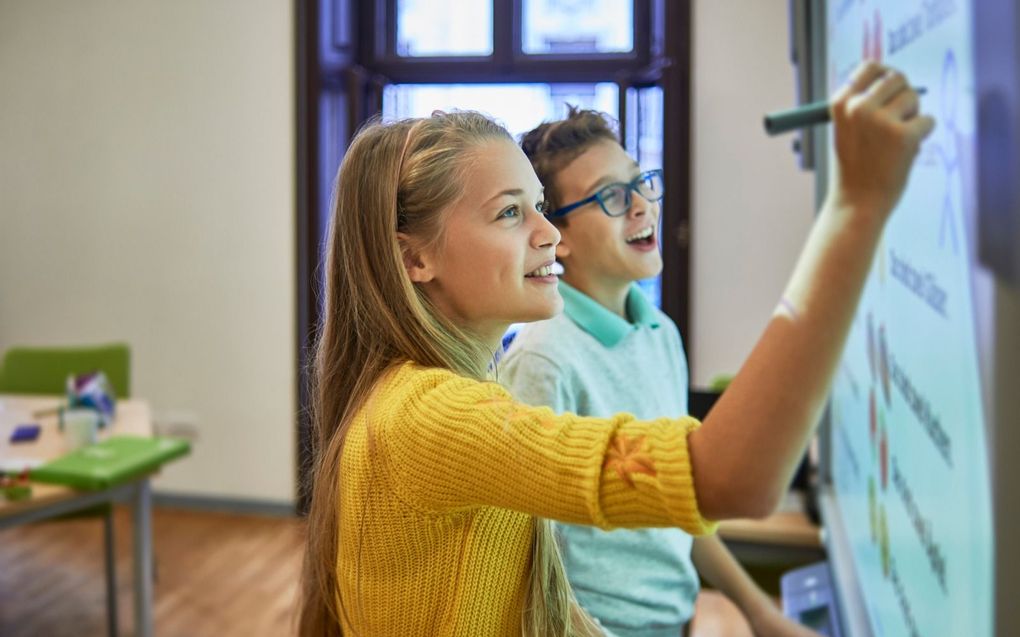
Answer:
[{"left": 822, "top": 189, "right": 889, "bottom": 236}]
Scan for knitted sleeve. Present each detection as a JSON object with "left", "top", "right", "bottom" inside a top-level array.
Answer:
[{"left": 375, "top": 366, "right": 717, "bottom": 536}]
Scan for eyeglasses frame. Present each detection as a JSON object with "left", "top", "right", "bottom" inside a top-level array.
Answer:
[{"left": 548, "top": 168, "right": 665, "bottom": 219}]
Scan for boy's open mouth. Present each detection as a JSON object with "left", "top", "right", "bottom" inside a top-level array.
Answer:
[{"left": 625, "top": 226, "right": 655, "bottom": 247}]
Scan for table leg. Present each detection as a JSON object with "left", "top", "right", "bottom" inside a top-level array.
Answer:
[
  {"left": 104, "top": 507, "right": 119, "bottom": 637},
  {"left": 132, "top": 480, "right": 154, "bottom": 637}
]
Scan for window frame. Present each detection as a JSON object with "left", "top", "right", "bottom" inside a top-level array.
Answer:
[{"left": 369, "top": 0, "right": 651, "bottom": 82}]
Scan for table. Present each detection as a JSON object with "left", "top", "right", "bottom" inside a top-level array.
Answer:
[
  {"left": 719, "top": 510, "right": 822, "bottom": 548},
  {"left": 0, "top": 395, "right": 158, "bottom": 637}
]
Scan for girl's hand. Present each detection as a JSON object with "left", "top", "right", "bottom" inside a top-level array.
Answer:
[{"left": 828, "top": 61, "right": 935, "bottom": 223}]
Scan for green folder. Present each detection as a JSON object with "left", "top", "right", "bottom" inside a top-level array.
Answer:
[{"left": 30, "top": 436, "right": 190, "bottom": 490}]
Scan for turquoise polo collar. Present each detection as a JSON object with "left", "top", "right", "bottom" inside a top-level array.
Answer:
[{"left": 559, "top": 280, "right": 661, "bottom": 348}]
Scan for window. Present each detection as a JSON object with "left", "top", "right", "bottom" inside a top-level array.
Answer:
[
  {"left": 522, "top": 0, "right": 634, "bottom": 55},
  {"left": 626, "top": 85, "right": 664, "bottom": 307},
  {"left": 397, "top": 0, "right": 493, "bottom": 56},
  {"left": 383, "top": 83, "right": 619, "bottom": 138}
]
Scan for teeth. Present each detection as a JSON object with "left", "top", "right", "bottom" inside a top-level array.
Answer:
[
  {"left": 626, "top": 227, "right": 654, "bottom": 243},
  {"left": 526, "top": 265, "right": 555, "bottom": 278}
]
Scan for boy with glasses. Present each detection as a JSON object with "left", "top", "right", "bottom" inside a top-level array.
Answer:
[{"left": 501, "top": 108, "right": 818, "bottom": 637}]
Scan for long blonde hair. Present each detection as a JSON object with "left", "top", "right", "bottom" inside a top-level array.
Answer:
[{"left": 298, "top": 111, "right": 591, "bottom": 636}]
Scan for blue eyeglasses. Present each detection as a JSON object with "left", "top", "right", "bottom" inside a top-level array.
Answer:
[{"left": 549, "top": 169, "right": 665, "bottom": 218}]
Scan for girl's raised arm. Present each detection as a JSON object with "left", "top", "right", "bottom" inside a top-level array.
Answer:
[
  {"left": 689, "top": 62, "right": 935, "bottom": 520},
  {"left": 361, "top": 364, "right": 717, "bottom": 534}
]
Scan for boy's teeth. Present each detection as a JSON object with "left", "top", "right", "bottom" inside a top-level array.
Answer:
[
  {"left": 526, "top": 265, "right": 554, "bottom": 277},
  {"left": 626, "top": 227, "right": 654, "bottom": 242}
]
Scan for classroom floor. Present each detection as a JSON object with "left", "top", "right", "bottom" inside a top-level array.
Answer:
[
  {"left": 0, "top": 506, "right": 303, "bottom": 637},
  {"left": 0, "top": 506, "right": 753, "bottom": 637}
]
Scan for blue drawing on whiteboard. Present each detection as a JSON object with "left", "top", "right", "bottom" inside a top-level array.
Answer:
[{"left": 932, "top": 50, "right": 960, "bottom": 253}]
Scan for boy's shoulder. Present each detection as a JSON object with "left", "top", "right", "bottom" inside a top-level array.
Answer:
[
  {"left": 506, "top": 302, "right": 684, "bottom": 360},
  {"left": 504, "top": 312, "right": 595, "bottom": 364},
  {"left": 651, "top": 305, "right": 683, "bottom": 341}
]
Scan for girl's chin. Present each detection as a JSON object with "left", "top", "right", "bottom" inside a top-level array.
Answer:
[{"left": 513, "top": 299, "right": 564, "bottom": 324}]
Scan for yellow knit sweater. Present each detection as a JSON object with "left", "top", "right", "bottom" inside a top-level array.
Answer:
[{"left": 337, "top": 362, "right": 717, "bottom": 636}]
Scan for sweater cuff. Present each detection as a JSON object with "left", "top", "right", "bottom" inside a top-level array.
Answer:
[{"left": 598, "top": 416, "right": 718, "bottom": 535}]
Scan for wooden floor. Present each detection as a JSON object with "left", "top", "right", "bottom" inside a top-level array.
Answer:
[
  {"left": 0, "top": 506, "right": 303, "bottom": 637},
  {"left": 0, "top": 506, "right": 755, "bottom": 637}
]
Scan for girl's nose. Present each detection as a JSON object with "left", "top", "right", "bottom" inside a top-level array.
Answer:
[{"left": 532, "top": 208, "right": 561, "bottom": 249}]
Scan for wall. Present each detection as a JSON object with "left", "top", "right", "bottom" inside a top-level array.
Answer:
[
  {"left": 0, "top": 0, "right": 296, "bottom": 503},
  {"left": 690, "top": 0, "right": 818, "bottom": 386},
  {"left": 0, "top": 0, "right": 815, "bottom": 497}
]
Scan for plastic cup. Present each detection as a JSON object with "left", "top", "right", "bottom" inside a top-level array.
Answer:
[{"left": 62, "top": 408, "right": 99, "bottom": 450}]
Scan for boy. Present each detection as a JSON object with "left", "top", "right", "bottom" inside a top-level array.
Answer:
[{"left": 501, "top": 108, "right": 818, "bottom": 637}]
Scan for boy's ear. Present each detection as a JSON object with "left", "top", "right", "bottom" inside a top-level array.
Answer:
[
  {"left": 555, "top": 238, "right": 571, "bottom": 260},
  {"left": 396, "top": 232, "right": 435, "bottom": 283}
]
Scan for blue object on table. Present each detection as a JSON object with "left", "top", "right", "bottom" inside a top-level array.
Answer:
[
  {"left": 9, "top": 424, "right": 41, "bottom": 443},
  {"left": 781, "top": 561, "right": 843, "bottom": 637}
]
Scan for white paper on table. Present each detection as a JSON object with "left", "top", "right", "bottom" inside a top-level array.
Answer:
[{"left": 0, "top": 458, "right": 44, "bottom": 472}]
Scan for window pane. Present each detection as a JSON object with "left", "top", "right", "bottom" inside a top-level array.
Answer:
[
  {"left": 630, "top": 86, "right": 663, "bottom": 170},
  {"left": 626, "top": 86, "right": 665, "bottom": 308},
  {"left": 522, "top": 0, "right": 633, "bottom": 55},
  {"left": 397, "top": 0, "right": 492, "bottom": 57},
  {"left": 382, "top": 83, "right": 619, "bottom": 139},
  {"left": 635, "top": 272, "right": 661, "bottom": 309}
]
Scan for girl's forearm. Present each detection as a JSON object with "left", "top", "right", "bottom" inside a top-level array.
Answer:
[{"left": 690, "top": 198, "right": 885, "bottom": 520}]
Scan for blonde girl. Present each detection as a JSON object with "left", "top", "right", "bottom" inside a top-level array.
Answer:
[{"left": 299, "top": 62, "right": 933, "bottom": 636}]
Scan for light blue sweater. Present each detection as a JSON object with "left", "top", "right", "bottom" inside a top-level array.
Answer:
[{"left": 499, "top": 281, "right": 699, "bottom": 637}]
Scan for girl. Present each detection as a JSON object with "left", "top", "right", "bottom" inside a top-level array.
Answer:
[{"left": 299, "top": 62, "right": 933, "bottom": 636}]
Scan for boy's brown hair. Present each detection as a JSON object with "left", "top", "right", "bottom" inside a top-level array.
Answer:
[{"left": 520, "top": 106, "right": 620, "bottom": 221}]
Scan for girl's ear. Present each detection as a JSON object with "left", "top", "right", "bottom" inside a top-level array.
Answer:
[{"left": 397, "top": 232, "right": 435, "bottom": 283}]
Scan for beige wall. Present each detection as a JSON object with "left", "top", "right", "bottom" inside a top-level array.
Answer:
[
  {"left": 690, "top": 0, "right": 817, "bottom": 386},
  {"left": 0, "top": 0, "right": 812, "bottom": 499},
  {"left": 0, "top": 1, "right": 296, "bottom": 503}
]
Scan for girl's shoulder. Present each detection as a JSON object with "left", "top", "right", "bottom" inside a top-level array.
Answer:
[{"left": 375, "top": 361, "right": 512, "bottom": 416}]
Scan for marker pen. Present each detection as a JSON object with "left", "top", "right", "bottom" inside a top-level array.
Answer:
[{"left": 764, "top": 88, "right": 926, "bottom": 135}]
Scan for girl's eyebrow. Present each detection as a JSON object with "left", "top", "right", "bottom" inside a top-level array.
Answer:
[
  {"left": 483, "top": 187, "right": 544, "bottom": 206},
  {"left": 485, "top": 188, "right": 524, "bottom": 204}
]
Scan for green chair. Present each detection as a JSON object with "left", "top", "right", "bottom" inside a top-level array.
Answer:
[
  {"left": 0, "top": 342, "right": 131, "bottom": 637},
  {"left": 0, "top": 343, "right": 130, "bottom": 398}
]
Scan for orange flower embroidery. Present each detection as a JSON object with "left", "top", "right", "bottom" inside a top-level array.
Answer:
[{"left": 604, "top": 434, "right": 657, "bottom": 487}]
